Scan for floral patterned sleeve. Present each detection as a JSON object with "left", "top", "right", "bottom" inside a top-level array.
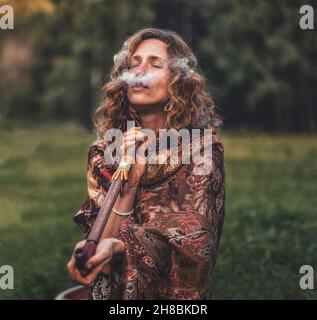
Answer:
[{"left": 73, "top": 140, "right": 116, "bottom": 237}]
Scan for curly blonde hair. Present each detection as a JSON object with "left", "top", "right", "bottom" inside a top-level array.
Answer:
[{"left": 94, "top": 28, "right": 222, "bottom": 138}]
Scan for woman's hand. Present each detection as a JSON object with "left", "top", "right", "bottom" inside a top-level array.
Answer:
[
  {"left": 66, "top": 238, "right": 125, "bottom": 286},
  {"left": 121, "top": 126, "right": 148, "bottom": 190},
  {"left": 92, "top": 127, "right": 149, "bottom": 242}
]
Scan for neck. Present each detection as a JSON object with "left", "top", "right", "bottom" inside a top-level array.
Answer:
[{"left": 133, "top": 103, "right": 166, "bottom": 132}]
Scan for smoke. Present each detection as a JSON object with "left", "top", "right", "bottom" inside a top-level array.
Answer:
[
  {"left": 118, "top": 70, "right": 160, "bottom": 87},
  {"left": 113, "top": 49, "right": 129, "bottom": 65},
  {"left": 176, "top": 57, "right": 195, "bottom": 74},
  {"left": 112, "top": 48, "right": 196, "bottom": 87}
]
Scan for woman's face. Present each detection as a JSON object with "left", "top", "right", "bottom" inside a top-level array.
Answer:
[{"left": 127, "top": 39, "right": 170, "bottom": 108}]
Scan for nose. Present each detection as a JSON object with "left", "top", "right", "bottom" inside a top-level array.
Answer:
[{"left": 134, "top": 62, "right": 148, "bottom": 74}]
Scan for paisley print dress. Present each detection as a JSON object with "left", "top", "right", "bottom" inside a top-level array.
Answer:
[{"left": 73, "top": 129, "right": 225, "bottom": 300}]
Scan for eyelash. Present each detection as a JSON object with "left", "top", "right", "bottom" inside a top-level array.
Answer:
[{"left": 130, "top": 63, "right": 162, "bottom": 69}]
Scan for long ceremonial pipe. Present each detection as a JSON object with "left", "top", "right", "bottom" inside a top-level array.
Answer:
[{"left": 74, "top": 142, "right": 141, "bottom": 275}]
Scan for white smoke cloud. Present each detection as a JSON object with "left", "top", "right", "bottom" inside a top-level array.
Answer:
[
  {"left": 118, "top": 70, "right": 160, "bottom": 87},
  {"left": 112, "top": 55, "right": 196, "bottom": 87}
]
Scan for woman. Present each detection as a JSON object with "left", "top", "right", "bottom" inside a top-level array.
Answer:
[{"left": 67, "top": 28, "right": 225, "bottom": 300}]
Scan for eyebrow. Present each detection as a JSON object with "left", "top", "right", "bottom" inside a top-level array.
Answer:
[{"left": 130, "top": 55, "right": 167, "bottom": 62}]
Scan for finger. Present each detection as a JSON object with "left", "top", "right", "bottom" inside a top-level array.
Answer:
[
  {"left": 125, "top": 126, "right": 142, "bottom": 134},
  {"left": 67, "top": 251, "right": 99, "bottom": 286},
  {"left": 68, "top": 258, "right": 100, "bottom": 286},
  {"left": 66, "top": 259, "right": 76, "bottom": 279},
  {"left": 124, "top": 127, "right": 144, "bottom": 137},
  {"left": 84, "top": 262, "right": 108, "bottom": 284},
  {"left": 121, "top": 141, "right": 137, "bottom": 149},
  {"left": 85, "top": 247, "right": 112, "bottom": 269},
  {"left": 120, "top": 141, "right": 137, "bottom": 156},
  {"left": 67, "top": 260, "right": 84, "bottom": 283},
  {"left": 72, "top": 268, "right": 94, "bottom": 286},
  {"left": 121, "top": 139, "right": 146, "bottom": 154},
  {"left": 123, "top": 134, "right": 147, "bottom": 149},
  {"left": 123, "top": 131, "right": 145, "bottom": 144},
  {"left": 123, "top": 131, "right": 140, "bottom": 142},
  {"left": 67, "top": 257, "right": 76, "bottom": 272},
  {"left": 73, "top": 240, "right": 87, "bottom": 253}
]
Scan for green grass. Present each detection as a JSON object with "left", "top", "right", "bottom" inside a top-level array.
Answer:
[
  {"left": 0, "top": 124, "right": 316, "bottom": 299},
  {"left": 0, "top": 124, "right": 91, "bottom": 299},
  {"left": 212, "top": 132, "right": 317, "bottom": 299}
]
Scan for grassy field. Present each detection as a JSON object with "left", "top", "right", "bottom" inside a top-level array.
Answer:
[{"left": 0, "top": 124, "right": 316, "bottom": 299}]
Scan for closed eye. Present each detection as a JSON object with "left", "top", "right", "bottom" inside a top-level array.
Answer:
[{"left": 129, "top": 63, "right": 140, "bottom": 69}]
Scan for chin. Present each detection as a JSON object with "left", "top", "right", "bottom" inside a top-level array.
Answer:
[
  {"left": 131, "top": 99, "right": 163, "bottom": 107},
  {"left": 128, "top": 96, "right": 157, "bottom": 106},
  {"left": 128, "top": 91, "right": 167, "bottom": 108}
]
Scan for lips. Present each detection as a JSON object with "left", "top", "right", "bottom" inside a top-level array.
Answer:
[{"left": 130, "top": 81, "right": 149, "bottom": 89}]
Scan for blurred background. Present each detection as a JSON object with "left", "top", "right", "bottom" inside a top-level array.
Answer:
[{"left": 0, "top": 0, "right": 316, "bottom": 299}]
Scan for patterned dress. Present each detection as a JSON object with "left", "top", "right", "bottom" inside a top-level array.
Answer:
[{"left": 73, "top": 128, "right": 225, "bottom": 300}]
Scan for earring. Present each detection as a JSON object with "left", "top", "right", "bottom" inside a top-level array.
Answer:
[{"left": 164, "top": 101, "right": 172, "bottom": 112}]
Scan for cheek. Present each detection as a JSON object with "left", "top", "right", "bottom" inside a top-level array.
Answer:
[
  {"left": 152, "top": 75, "right": 169, "bottom": 98},
  {"left": 154, "top": 85, "right": 169, "bottom": 101}
]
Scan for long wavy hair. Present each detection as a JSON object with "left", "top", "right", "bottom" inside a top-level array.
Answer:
[{"left": 94, "top": 28, "right": 222, "bottom": 138}]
